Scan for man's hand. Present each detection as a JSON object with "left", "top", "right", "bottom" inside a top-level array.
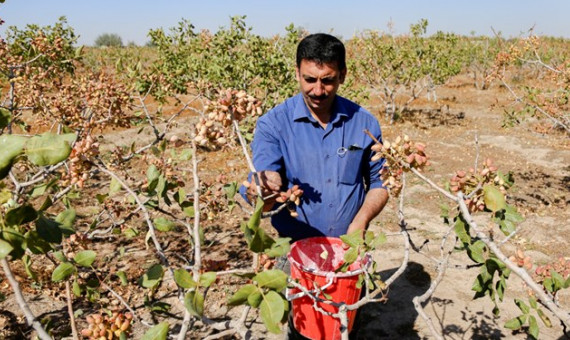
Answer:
[{"left": 243, "top": 170, "right": 282, "bottom": 211}]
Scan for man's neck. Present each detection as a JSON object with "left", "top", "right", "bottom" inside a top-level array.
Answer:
[{"left": 304, "top": 99, "right": 333, "bottom": 129}]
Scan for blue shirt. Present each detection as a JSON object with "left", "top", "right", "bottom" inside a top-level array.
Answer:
[{"left": 241, "top": 94, "right": 385, "bottom": 241}]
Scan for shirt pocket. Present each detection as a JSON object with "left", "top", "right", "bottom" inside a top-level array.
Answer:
[{"left": 338, "top": 148, "right": 364, "bottom": 184}]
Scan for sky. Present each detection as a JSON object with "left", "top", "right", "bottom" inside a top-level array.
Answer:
[{"left": 1, "top": 0, "right": 569, "bottom": 46}]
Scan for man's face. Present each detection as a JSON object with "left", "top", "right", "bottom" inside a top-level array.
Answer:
[{"left": 296, "top": 59, "right": 346, "bottom": 116}]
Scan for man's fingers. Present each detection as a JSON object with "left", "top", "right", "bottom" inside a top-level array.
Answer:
[{"left": 259, "top": 171, "right": 281, "bottom": 191}]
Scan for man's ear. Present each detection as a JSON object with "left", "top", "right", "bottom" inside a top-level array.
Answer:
[
  {"left": 339, "top": 68, "right": 347, "bottom": 84},
  {"left": 295, "top": 67, "right": 300, "bottom": 82}
]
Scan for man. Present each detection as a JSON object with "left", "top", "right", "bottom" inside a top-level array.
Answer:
[{"left": 242, "top": 33, "right": 388, "bottom": 241}]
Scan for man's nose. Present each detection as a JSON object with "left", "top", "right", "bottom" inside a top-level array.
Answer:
[{"left": 312, "top": 81, "right": 325, "bottom": 96}]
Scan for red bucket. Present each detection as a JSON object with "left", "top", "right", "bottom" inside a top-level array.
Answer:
[{"left": 287, "top": 236, "right": 367, "bottom": 340}]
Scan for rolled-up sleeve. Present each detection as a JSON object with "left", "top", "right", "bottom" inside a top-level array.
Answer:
[
  {"left": 238, "top": 114, "right": 284, "bottom": 202},
  {"left": 251, "top": 116, "right": 283, "bottom": 172}
]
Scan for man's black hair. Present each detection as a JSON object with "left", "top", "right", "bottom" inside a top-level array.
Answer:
[{"left": 296, "top": 33, "right": 346, "bottom": 71}]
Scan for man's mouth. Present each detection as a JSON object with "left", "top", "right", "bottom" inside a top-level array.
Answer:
[{"left": 309, "top": 95, "right": 327, "bottom": 104}]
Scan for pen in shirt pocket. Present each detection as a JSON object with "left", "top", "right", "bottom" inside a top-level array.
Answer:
[{"left": 348, "top": 144, "right": 362, "bottom": 151}]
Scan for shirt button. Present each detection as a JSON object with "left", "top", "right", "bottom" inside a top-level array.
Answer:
[
  {"left": 328, "top": 203, "right": 333, "bottom": 208},
  {"left": 326, "top": 178, "right": 332, "bottom": 183},
  {"left": 325, "top": 154, "right": 330, "bottom": 159}
]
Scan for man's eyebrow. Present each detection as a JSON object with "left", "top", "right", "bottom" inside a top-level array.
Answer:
[{"left": 302, "top": 75, "right": 335, "bottom": 80}]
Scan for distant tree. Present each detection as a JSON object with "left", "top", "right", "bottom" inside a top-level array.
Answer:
[{"left": 94, "top": 33, "right": 123, "bottom": 47}]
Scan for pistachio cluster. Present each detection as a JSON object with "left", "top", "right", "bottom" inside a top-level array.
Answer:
[
  {"left": 81, "top": 312, "right": 133, "bottom": 339},
  {"left": 534, "top": 257, "right": 570, "bottom": 294},
  {"left": 371, "top": 134, "right": 430, "bottom": 196},
  {"left": 63, "top": 135, "right": 99, "bottom": 188},
  {"left": 509, "top": 249, "right": 533, "bottom": 270},
  {"left": 193, "top": 89, "right": 263, "bottom": 148},
  {"left": 449, "top": 158, "right": 509, "bottom": 213}
]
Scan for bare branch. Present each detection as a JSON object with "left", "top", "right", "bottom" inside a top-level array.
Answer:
[
  {"left": 0, "top": 259, "right": 52, "bottom": 340},
  {"left": 94, "top": 162, "right": 170, "bottom": 268},
  {"left": 65, "top": 281, "right": 80, "bottom": 340}
]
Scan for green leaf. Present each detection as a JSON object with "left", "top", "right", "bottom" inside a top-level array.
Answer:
[
  {"left": 247, "top": 197, "right": 264, "bottom": 230},
  {"left": 22, "top": 255, "right": 37, "bottom": 281},
  {"left": 515, "top": 298, "right": 530, "bottom": 314},
  {"left": 199, "top": 272, "right": 217, "bottom": 287},
  {"left": 536, "top": 308, "right": 552, "bottom": 328},
  {"left": 247, "top": 290, "right": 262, "bottom": 307},
  {"left": 0, "top": 189, "right": 11, "bottom": 205},
  {"left": 123, "top": 227, "right": 139, "bottom": 239},
  {"left": 55, "top": 208, "right": 76, "bottom": 234},
  {"left": 496, "top": 275, "right": 506, "bottom": 302},
  {"left": 25, "top": 133, "right": 76, "bottom": 166},
  {"left": 52, "top": 250, "right": 67, "bottom": 262},
  {"left": 343, "top": 246, "right": 359, "bottom": 264},
  {"left": 141, "top": 322, "right": 169, "bottom": 340},
  {"left": 550, "top": 270, "right": 565, "bottom": 291},
  {"left": 253, "top": 270, "right": 288, "bottom": 291},
  {"left": 223, "top": 182, "right": 238, "bottom": 199},
  {"left": 182, "top": 202, "right": 195, "bottom": 218},
  {"left": 260, "top": 290, "right": 285, "bottom": 334},
  {"left": 369, "top": 231, "right": 387, "bottom": 249},
  {"left": 504, "top": 315, "right": 526, "bottom": 330},
  {"left": 0, "top": 228, "right": 25, "bottom": 259},
  {"left": 0, "top": 239, "right": 14, "bottom": 260},
  {"left": 264, "top": 237, "right": 291, "bottom": 258},
  {"left": 0, "top": 134, "right": 27, "bottom": 179},
  {"left": 38, "top": 196, "right": 53, "bottom": 212},
  {"left": 483, "top": 185, "right": 506, "bottom": 212},
  {"left": 228, "top": 284, "right": 258, "bottom": 306},
  {"left": 543, "top": 277, "right": 554, "bottom": 293},
  {"left": 109, "top": 177, "right": 122, "bottom": 195},
  {"left": 184, "top": 290, "right": 204, "bottom": 317},
  {"left": 153, "top": 217, "right": 175, "bottom": 232},
  {"left": 146, "top": 165, "right": 160, "bottom": 192},
  {"left": 52, "top": 262, "right": 76, "bottom": 282},
  {"left": 156, "top": 175, "right": 167, "bottom": 200},
  {"left": 467, "top": 240, "right": 486, "bottom": 264},
  {"left": 340, "top": 230, "right": 364, "bottom": 248},
  {"left": 498, "top": 219, "right": 516, "bottom": 236},
  {"left": 0, "top": 107, "right": 11, "bottom": 129},
  {"left": 139, "top": 264, "right": 164, "bottom": 288},
  {"left": 173, "top": 269, "right": 196, "bottom": 289},
  {"left": 529, "top": 297, "right": 538, "bottom": 309},
  {"left": 5, "top": 205, "right": 38, "bottom": 227},
  {"left": 73, "top": 250, "right": 96, "bottom": 267},
  {"left": 504, "top": 205, "right": 524, "bottom": 223},
  {"left": 116, "top": 271, "right": 128, "bottom": 286},
  {"left": 528, "top": 315, "right": 539, "bottom": 339},
  {"left": 72, "top": 279, "right": 82, "bottom": 297},
  {"left": 36, "top": 215, "right": 63, "bottom": 244},
  {"left": 174, "top": 188, "right": 186, "bottom": 205},
  {"left": 96, "top": 194, "right": 108, "bottom": 204},
  {"left": 31, "top": 179, "right": 57, "bottom": 198},
  {"left": 249, "top": 227, "right": 275, "bottom": 253},
  {"left": 454, "top": 216, "right": 471, "bottom": 245}
]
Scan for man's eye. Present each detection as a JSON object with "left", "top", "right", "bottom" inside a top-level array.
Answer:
[
  {"left": 321, "top": 78, "right": 334, "bottom": 85},
  {"left": 304, "top": 78, "right": 317, "bottom": 83}
]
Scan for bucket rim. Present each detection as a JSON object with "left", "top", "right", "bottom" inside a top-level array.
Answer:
[{"left": 287, "top": 236, "right": 370, "bottom": 278}]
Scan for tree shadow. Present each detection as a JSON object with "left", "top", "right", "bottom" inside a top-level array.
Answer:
[
  {"left": 351, "top": 261, "right": 431, "bottom": 339},
  {"left": 352, "top": 261, "right": 522, "bottom": 340}
]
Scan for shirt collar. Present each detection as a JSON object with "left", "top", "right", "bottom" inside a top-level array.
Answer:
[{"left": 293, "top": 94, "right": 348, "bottom": 124}]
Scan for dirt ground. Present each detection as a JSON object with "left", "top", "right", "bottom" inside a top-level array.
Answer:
[{"left": 0, "top": 73, "right": 569, "bottom": 339}]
